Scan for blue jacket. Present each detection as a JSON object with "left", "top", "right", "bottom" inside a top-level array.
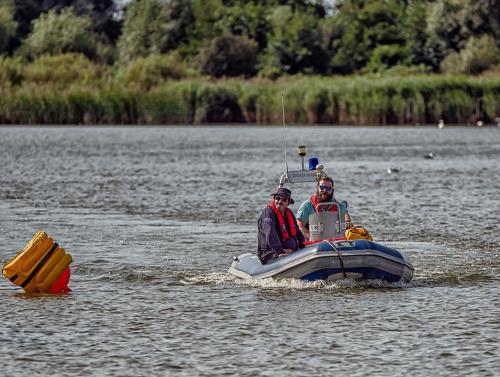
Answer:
[{"left": 257, "top": 206, "right": 305, "bottom": 264}]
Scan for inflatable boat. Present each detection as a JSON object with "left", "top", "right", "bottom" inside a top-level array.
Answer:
[
  {"left": 228, "top": 239, "right": 414, "bottom": 282},
  {"left": 228, "top": 145, "right": 414, "bottom": 283}
]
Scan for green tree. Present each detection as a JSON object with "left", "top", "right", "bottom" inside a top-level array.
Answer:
[
  {"left": 160, "top": 0, "right": 195, "bottom": 51},
  {"left": 426, "top": 0, "right": 500, "bottom": 72},
  {"left": 441, "top": 35, "right": 499, "bottom": 74},
  {"left": 0, "top": 1, "right": 17, "bottom": 54},
  {"left": 327, "top": 0, "right": 407, "bottom": 74},
  {"left": 117, "top": 0, "right": 194, "bottom": 62},
  {"left": 212, "top": 3, "right": 271, "bottom": 51},
  {"left": 426, "top": 0, "right": 468, "bottom": 59},
  {"left": 401, "top": 1, "right": 441, "bottom": 71},
  {"left": 9, "top": 1, "right": 120, "bottom": 54},
  {"left": 40, "top": 1, "right": 121, "bottom": 41},
  {"left": 184, "top": 0, "right": 225, "bottom": 54},
  {"left": 262, "top": 5, "right": 327, "bottom": 75},
  {"left": 364, "top": 44, "right": 410, "bottom": 73},
  {"left": 22, "top": 7, "right": 97, "bottom": 58},
  {"left": 197, "top": 33, "right": 258, "bottom": 77},
  {"left": 427, "top": 0, "right": 500, "bottom": 52},
  {"left": 117, "top": 0, "right": 164, "bottom": 62}
]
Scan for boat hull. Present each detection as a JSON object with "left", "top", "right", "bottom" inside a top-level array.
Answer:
[{"left": 228, "top": 240, "right": 414, "bottom": 283}]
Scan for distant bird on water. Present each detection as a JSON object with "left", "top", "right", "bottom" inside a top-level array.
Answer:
[
  {"left": 424, "top": 152, "right": 435, "bottom": 159},
  {"left": 438, "top": 119, "right": 445, "bottom": 129},
  {"left": 387, "top": 168, "right": 400, "bottom": 174}
]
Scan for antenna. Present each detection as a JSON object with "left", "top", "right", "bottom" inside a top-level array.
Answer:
[{"left": 281, "top": 92, "right": 288, "bottom": 173}]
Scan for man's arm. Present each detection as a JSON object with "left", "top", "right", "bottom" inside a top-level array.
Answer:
[
  {"left": 297, "top": 218, "right": 310, "bottom": 241},
  {"left": 294, "top": 217, "right": 306, "bottom": 249},
  {"left": 296, "top": 201, "right": 311, "bottom": 241},
  {"left": 340, "top": 201, "right": 352, "bottom": 229},
  {"left": 344, "top": 212, "right": 352, "bottom": 229}
]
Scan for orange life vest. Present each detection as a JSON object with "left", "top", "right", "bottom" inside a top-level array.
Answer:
[
  {"left": 268, "top": 202, "right": 297, "bottom": 240},
  {"left": 310, "top": 195, "right": 339, "bottom": 212}
]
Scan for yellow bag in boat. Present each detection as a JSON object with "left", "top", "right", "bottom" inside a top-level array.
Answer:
[
  {"left": 345, "top": 226, "right": 373, "bottom": 241},
  {"left": 2, "top": 231, "right": 72, "bottom": 293}
]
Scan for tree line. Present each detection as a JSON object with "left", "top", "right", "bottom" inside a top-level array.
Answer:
[{"left": 1, "top": 0, "right": 499, "bottom": 78}]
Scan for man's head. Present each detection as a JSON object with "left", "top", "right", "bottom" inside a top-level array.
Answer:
[
  {"left": 316, "top": 177, "right": 334, "bottom": 202},
  {"left": 271, "top": 187, "right": 294, "bottom": 212}
]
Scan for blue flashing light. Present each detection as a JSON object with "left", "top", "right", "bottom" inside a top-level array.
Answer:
[{"left": 308, "top": 157, "right": 319, "bottom": 170}]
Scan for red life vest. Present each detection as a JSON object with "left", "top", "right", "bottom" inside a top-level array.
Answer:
[
  {"left": 268, "top": 202, "right": 297, "bottom": 240},
  {"left": 310, "top": 195, "right": 339, "bottom": 212}
]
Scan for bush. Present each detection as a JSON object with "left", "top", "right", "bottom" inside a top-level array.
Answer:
[
  {"left": 441, "top": 35, "right": 500, "bottom": 75},
  {"left": 22, "top": 7, "right": 97, "bottom": 59},
  {"left": 23, "top": 53, "right": 102, "bottom": 88},
  {"left": 115, "top": 53, "right": 195, "bottom": 91},
  {"left": 364, "top": 44, "right": 410, "bottom": 73},
  {"left": 194, "top": 82, "right": 245, "bottom": 123},
  {"left": 197, "top": 34, "right": 258, "bottom": 78}
]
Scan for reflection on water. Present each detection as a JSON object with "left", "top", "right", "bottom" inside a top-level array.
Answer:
[{"left": 0, "top": 126, "right": 499, "bottom": 376}]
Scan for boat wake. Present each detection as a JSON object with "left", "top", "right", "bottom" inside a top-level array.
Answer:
[{"left": 180, "top": 271, "right": 416, "bottom": 290}]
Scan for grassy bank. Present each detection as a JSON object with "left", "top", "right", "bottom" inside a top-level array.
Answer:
[{"left": 0, "top": 57, "right": 499, "bottom": 125}]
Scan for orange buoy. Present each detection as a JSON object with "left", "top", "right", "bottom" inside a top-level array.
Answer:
[{"left": 2, "top": 231, "right": 73, "bottom": 293}]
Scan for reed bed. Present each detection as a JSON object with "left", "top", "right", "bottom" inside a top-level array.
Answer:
[{"left": 0, "top": 69, "right": 499, "bottom": 125}]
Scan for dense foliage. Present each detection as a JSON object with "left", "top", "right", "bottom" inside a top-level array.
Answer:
[{"left": 0, "top": 0, "right": 498, "bottom": 77}]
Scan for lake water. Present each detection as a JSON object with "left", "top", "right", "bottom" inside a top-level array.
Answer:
[{"left": 0, "top": 126, "right": 499, "bottom": 376}]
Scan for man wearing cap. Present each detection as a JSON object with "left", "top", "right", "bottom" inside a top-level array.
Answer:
[
  {"left": 296, "top": 177, "right": 352, "bottom": 241},
  {"left": 257, "top": 187, "right": 305, "bottom": 264}
]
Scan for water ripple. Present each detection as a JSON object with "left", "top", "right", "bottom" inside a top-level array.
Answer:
[{"left": 0, "top": 126, "right": 499, "bottom": 376}]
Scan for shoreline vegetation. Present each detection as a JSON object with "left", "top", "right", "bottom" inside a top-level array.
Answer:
[
  {"left": 1, "top": 1, "right": 499, "bottom": 125},
  {"left": 0, "top": 56, "right": 499, "bottom": 126}
]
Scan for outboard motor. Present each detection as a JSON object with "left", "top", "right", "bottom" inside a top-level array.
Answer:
[{"left": 308, "top": 202, "right": 345, "bottom": 240}]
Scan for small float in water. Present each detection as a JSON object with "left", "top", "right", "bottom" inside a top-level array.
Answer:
[
  {"left": 2, "top": 231, "right": 72, "bottom": 293},
  {"left": 228, "top": 145, "right": 414, "bottom": 283}
]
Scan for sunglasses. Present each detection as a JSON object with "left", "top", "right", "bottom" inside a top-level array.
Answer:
[
  {"left": 274, "top": 196, "right": 289, "bottom": 203},
  {"left": 319, "top": 185, "right": 333, "bottom": 192}
]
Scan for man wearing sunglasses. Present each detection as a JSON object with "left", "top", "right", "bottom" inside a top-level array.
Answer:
[
  {"left": 257, "top": 187, "right": 305, "bottom": 264},
  {"left": 296, "top": 177, "right": 352, "bottom": 240}
]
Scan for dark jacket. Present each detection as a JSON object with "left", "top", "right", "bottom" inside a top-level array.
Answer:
[{"left": 257, "top": 206, "right": 305, "bottom": 264}]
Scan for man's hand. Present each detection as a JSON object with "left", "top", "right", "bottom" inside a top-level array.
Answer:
[{"left": 279, "top": 249, "right": 294, "bottom": 257}]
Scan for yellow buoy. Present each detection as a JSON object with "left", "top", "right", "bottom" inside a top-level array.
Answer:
[{"left": 2, "top": 231, "right": 72, "bottom": 293}]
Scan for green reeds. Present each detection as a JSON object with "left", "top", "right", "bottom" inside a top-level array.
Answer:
[
  {"left": 1, "top": 58, "right": 499, "bottom": 125},
  {"left": 0, "top": 56, "right": 23, "bottom": 87}
]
